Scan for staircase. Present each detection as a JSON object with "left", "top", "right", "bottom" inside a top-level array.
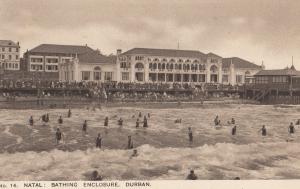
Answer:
[{"left": 253, "top": 88, "right": 271, "bottom": 101}]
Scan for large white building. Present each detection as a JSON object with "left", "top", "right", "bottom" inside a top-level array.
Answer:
[
  {"left": 0, "top": 40, "right": 20, "bottom": 71},
  {"left": 23, "top": 44, "right": 95, "bottom": 72},
  {"left": 59, "top": 47, "right": 263, "bottom": 85},
  {"left": 116, "top": 48, "right": 223, "bottom": 84}
]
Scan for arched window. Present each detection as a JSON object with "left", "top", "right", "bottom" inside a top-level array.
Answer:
[
  {"left": 191, "top": 64, "right": 194, "bottom": 70},
  {"left": 149, "top": 63, "right": 153, "bottom": 69},
  {"left": 170, "top": 63, "right": 174, "bottom": 70},
  {"left": 162, "top": 63, "right": 165, "bottom": 70},
  {"left": 158, "top": 63, "right": 162, "bottom": 70},
  {"left": 183, "top": 64, "right": 186, "bottom": 70},
  {"left": 179, "top": 64, "right": 182, "bottom": 70},
  {"left": 210, "top": 65, "right": 218, "bottom": 72},
  {"left": 153, "top": 63, "right": 157, "bottom": 69},
  {"left": 135, "top": 62, "right": 144, "bottom": 69},
  {"left": 175, "top": 64, "right": 178, "bottom": 70},
  {"left": 166, "top": 63, "right": 169, "bottom": 70},
  {"left": 187, "top": 64, "right": 190, "bottom": 70}
]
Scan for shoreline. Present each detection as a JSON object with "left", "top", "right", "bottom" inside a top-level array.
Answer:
[{"left": 0, "top": 97, "right": 259, "bottom": 109}]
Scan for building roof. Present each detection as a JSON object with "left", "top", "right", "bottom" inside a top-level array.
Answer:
[
  {"left": 255, "top": 68, "right": 300, "bottom": 76},
  {"left": 222, "top": 57, "right": 262, "bottom": 69},
  {"left": 78, "top": 51, "right": 116, "bottom": 64},
  {"left": 122, "top": 48, "right": 206, "bottom": 58},
  {"left": 207, "top": 52, "right": 222, "bottom": 58},
  {"left": 28, "top": 44, "right": 94, "bottom": 54},
  {"left": 0, "top": 40, "right": 19, "bottom": 47}
]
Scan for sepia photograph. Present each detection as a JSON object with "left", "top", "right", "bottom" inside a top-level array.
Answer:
[{"left": 0, "top": 0, "right": 300, "bottom": 184}]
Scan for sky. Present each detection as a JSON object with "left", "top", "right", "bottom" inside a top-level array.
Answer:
[{"left": 1, "top": 0, "right": 300, "bottom": 69}]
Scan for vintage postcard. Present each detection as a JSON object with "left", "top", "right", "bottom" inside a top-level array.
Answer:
[{"left": 0, "top": 0, "right": 299, "bottom": 188}]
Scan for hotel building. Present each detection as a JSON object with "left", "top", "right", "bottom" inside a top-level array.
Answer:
[
  {"left": 58, "top": 47, "right": 262, "bottom": 85},
  {"left": 0, "top": 40, "right": 20, "bottom": 71}
]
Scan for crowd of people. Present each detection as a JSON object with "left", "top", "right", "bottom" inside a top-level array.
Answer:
[{"left": 0, "top": 79, "right": 243, "bottom": 103}]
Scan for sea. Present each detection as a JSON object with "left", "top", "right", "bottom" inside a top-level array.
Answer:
[{"left": 1, "top": 104, "right": 300, "bottom": 180}]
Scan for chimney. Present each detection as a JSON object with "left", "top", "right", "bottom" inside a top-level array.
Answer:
[{"left": 117, "top": 49, "right": 122, "bottom": 55}]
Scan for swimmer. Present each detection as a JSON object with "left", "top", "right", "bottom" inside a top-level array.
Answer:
[
  {"left": 289, "top": 122, "right": 295, "bottom": 134},
  {"left": 232, "top": 125, "right": 237, "bottom": 135},
  {"left": 214, "top": 115, "right": 219, "bottom": 126},
  {"left": 67, "top": 109, "right": 72, "bottom": 118},
  {"left": 143, "top": 116, "right": 148, "bottom": 128},
  {"left": 104, "top": 117, "right": 108, "bottom": 127},
  {"left": 118, "top": 118, "right": 123, "bottom": 126},
  {"left": 128, "top": 135, "right": 133, "bottom": 149},
  {"left": 136, "top": 118, "right": 140, "bottom": 128},
  {"left": 258, "top": 125, "right": 267, "bottom": 136},
  {"left": 130, "top": 149, "right": 138, "bottom": 158},
  {"left": 186, "top": 170, "right": 198, "bottom": 180},
  {"left": 96, "top": 133, "right": 102, "bottom": 148},
  {"left": 55, "top": 128, "right": 63, "bottom": 144},
  {"left": 46, "top": 114, "right": 49, "bottom": 122},
  {"left": 29, "top": 116, "right": 34, "bottom": 126},
  {"left": 175, "top": 118, "right": 182, "bottom": 124},
  {"left": 231, "top": 118, "right": 235, "bottom": 124},
  {"left": 58, "top": 116, "right": 63, "bottom": 124},
  {"left": 188, "top": 127, "right": 193, "bottom": 142},
  {"left": 82, "top": 120, "right": 88, "bottom": 134},
  {"left": 91, "top": 170, "right": 102, "bottom": 181}
]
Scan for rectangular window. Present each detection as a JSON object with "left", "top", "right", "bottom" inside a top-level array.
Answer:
[
  {"left": 16, "top": 48, "right": 19, "bottom": 52},
  {"left": 30, "top": 58, "right": 43, "bottom": 63},
  {"left": 183, "top": 74, "right": 189, "bottom": 82},
  {"left": 15, "top": 64, "right": 18, "bottom": 69},
  {"left": 16, "top": 55, "right": 19, "bottom": 60},
  {"left": 272, "top": 76, "right": 288, "bottom": 83},
  {"left": 222, "top": 75, "right": 229, "bottom": 83},
  {"left": 2, "top": 48, "right": 4, "bottom": 52},
  {"left": 9, "top": 48, "right": 11, "bottom": 52},
  {"left": 121, "top": 72, "right": 129, "bottom": 81},
  {"left": 82, "top": 71, "right": 90, "bottom": 80},
  {"left": 104, "top": 72, "right": 113, "bottom": 81},
  {"left": 191, "top": 74, "right": 197, "bottom": 82},
  {"left": 256, "top": 76, "right": 268, "bottom": 84},
  {"left": 9, "top": 55, "right": 12, "bottom": 60},
  {"left": 198, "top": 74, "right": 206, "bottom": 82},
  {"left": 47, "top": 58, "right": 58, "bottom": 63},
  {"left": 175, "top": 74, "right": 182, "bottom": 82}
]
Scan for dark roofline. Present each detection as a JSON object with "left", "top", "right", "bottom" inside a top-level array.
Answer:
[{"left": 121, "top": 47, "right": 206, "bottom": 58}]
